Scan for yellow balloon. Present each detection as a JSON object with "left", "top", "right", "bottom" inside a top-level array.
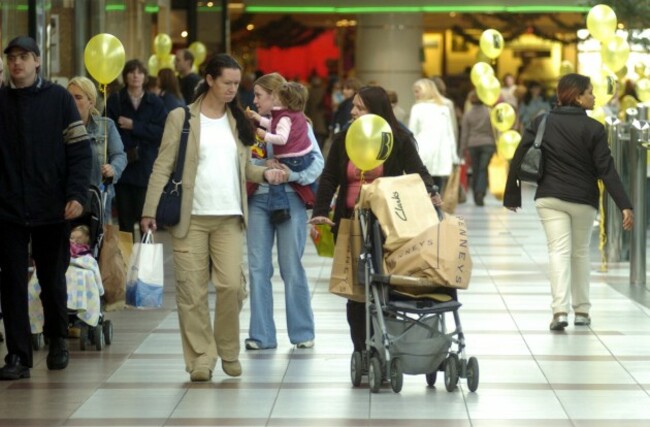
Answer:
[
  {"left": 636, "top": 78, "right": 650, "bottom": 102},
  {"left": 153, "top": 33, "right": 172, "bottom": 56},
  {"left": 587, "top": 4, "right": 617, "bottom": 42},
  {"left": 188, "top": 41, "right": 207, "bottom": 66},
  {"left": 615, "top": 65, "right": 628, "bottom": 81},
  {"left": 601, "top": 35, "right": 630, "bottom": 73},
  {"left": 345, "top": 114, "right": 394, "bottom": 172},
  {"left": 479, "top": 29, "right": 504, "bottom": 59},
  {"left": 559, "top": 60, "right": 575, "bottom": 76},
  {"left": 588, "top": 106, "right": 607, "bottom": 124},
  {"left": 634, "top": 62, "right": 649, "bottom": 78},
  {"left": 84, "top": 33, "right": 126, "bottom": 85},
  {"left": 590, "top": 68, "right": 617, "bottom": 107},
  {"left": 157, "top": 53, "right": 175, "bottom": 70},
  {"left": 476, "top": 74, "right": 501, "bottom": 106},
  {"left": 490, "top": 102, "right": 516, "bottom": 132},
  {"left": 147, "top": 54, "right": 159, "bottom": 77},
  {"left": 497, "top": 130, "right": 521, "bottom": 160},
  {"left": 470, "top": 62, "right": 494, "bottom": 87}
]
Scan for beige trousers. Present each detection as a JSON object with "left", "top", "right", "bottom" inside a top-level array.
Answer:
[
  {"left": 171, "top": 215, "right": 247, "bottom": 373},
  {"left": 535, "top": 197, "right": 597, "bottom": 316}
]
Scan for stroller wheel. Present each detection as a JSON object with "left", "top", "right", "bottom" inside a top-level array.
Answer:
[
  {"left": 389, "top": 358, "right": 403, "bottom": 393},
  {"left": 466, "top": 357, "right": 479, "bottom": 392},
  {"left": 368, "top": 357, "right": 382, "bottom": 393},
  {"left": 350, "top": 351, "right": 363, "bottom": 387},
  {"left": 103, "top": 320, "right": 113, "bottom": 345},
  {"left": 31, "top": 333, "right": 44, "bottom": 351},
  {"left": 94, "top": 325, "right": 105, "bottom": 351},
  {"left": 444, "top": 354, "right": 459, "bottom": 392},
  {"left": 79, "top": 325, "right": 89, "bottom": 351},
  {"left": 426, "top": 371, "right": 437, "bottom": 387}
]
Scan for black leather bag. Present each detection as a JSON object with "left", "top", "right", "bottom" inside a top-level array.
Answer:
[
  {"left": 156, "top": 107, "right": 190, "bottom": 228},
  {"left": 518, "top": 114, "right": 548, "bottom": 183}
]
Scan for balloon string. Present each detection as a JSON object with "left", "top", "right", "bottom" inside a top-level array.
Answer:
[{"left": 101, "top": 83, "right": 108, "bottom": 168}]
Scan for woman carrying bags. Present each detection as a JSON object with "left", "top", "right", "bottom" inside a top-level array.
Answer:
[{"left": 140, "top": 54, "right": 285, "bottom": 382}]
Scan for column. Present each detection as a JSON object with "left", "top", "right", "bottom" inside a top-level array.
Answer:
[{"left": 355, "top": 13, "right": 423, "bottom": 113}]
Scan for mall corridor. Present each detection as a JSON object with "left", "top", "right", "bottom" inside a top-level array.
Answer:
[{"left": 1, "top": 184, "right": 650, "bottom": 426}]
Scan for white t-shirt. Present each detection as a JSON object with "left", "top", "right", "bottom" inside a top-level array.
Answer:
[{"left": 191, "top": 113, "right": 242, "bottom": 216}]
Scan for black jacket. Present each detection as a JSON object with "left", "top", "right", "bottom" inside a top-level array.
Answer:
[
  {"left": 0, "top": 78, "right": 91, "bottom": 226},
  {"left": 313, "top": 127, "right": 434, "bottom": 236},
  {"left": 504, "top": 106, "right": 632, "bottom": 211}
]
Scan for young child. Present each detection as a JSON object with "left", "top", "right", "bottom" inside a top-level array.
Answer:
[{"left": 247, "top": 82, "right": 316, "bottom": 224}]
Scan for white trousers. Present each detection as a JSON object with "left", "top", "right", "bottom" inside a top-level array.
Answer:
[{"left": 535, "top": 197, "right": 597, "bottom": 315}]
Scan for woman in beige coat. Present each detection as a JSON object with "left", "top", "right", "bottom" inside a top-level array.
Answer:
[{"left": 140, "top": 54, "right": 285, "bottom": 382}]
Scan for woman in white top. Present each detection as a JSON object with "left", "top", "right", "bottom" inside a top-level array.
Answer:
[
  {"left": 140, "top": 54, "right": 285, "bottom": 382},
  {"left": 408, "top": 78, "right": 458, "bottom": 190}
]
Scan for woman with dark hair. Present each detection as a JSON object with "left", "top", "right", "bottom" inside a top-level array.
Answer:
[
  {"left": 106, "top": 59, "right": 167, "bottom": 236},
  {"left": 309, "top": 85, "right": 444, "bottom": 356},
  {"left": 154, "top": 68, "right": 185, "bottom": 111},
  {"left": 140, "top": 54, "right": 285, "bottom": 381},
  {"left": 504, "top": 73, "right": 634, "bottom": 331},
  {"left": 517, "top": 80, "right": 550, "bottom": 132}
]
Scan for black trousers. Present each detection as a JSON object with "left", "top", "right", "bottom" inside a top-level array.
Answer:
[
  {"left": 0, "top": 221, "right": 70, "bottom": 367},
  {"left": 115, "top": 183, "right": 147, "bottom": 236}
]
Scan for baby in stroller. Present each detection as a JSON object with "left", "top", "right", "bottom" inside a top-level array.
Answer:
[{"left": 28, "top": 186, "right": 112, "bottom": 350}]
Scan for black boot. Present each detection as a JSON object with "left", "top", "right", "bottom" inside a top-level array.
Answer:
[
  {"left": 474, "top": 192, "right": 485, "bottom": 206},
  {"left": 46, "top": 337, "right": 69, "bottom": 370},
  {"left": 0, "top": 354, "right": 30, "bottom": 380}
]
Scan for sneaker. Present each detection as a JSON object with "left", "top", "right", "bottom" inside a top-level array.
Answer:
[
  {"left": 549, "top": 313, "right": 568, "bottom": 331},
  {"left": 296, "top": 340, "right": 314, "bottom": 349},
  {"left": 244, "top": 339, "right": 276, "bottom": 350},
  {"left": 190, "top": 367, "right": 212, "bottom": 382},
  {"left": 0, "top": 355, "right": 30, "bottom": 380},
  {"left": 222, "top": 360, "right": 242, "bottom": 377},
  {"left": 574, "top": 313, "right": 591, "bottom": 326}
]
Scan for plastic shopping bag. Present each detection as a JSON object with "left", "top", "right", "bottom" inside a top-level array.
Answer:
[{"left": 125, "top": 230, "right": 164, "bottom": 308}]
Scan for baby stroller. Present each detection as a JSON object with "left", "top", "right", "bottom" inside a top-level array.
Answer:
[
  {"left": 351, "top": 208, "right": 479, "bottom": 393},
  {"left": 29, "top": 185, "right": 114, "bottom": 351}
]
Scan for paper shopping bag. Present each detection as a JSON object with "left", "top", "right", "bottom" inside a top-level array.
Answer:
[
  {"left": 328, "top": 212, "right": 364, "bottom": 302},
  {"left": 442, "top": 165, "right": 460, "bottom": 214},
  {"left": 385, "top": 215, "right": 472, "bottom": 290},
  {"left": 99, "top": 224, "right": 128, "bottom": 309},
  {"left": 126, "top": 231, "right": 164, "bottom": 308},
  {"left": 358, "top": 174, "right": 439, "bottom": 252}
]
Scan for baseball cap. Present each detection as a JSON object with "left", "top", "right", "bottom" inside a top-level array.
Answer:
[{"left": 4, "top": 36, "right": 40, "bottom": 56}]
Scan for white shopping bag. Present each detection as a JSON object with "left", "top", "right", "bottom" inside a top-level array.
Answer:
[{"left": 125, "top": 231, "right": 164, "bottom": 308}]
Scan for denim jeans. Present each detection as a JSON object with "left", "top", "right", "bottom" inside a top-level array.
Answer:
[
  {"left": 247, "top": 191, "right": 315, "bottom": 348},
  {"left": 268, "top": 153, "right": 315, "bottom": 212},
  {"left": 468, "top": 145, "right": 495, "bottom": 197}
]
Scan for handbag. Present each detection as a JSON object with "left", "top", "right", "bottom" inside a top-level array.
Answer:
[
  {"left": 518, "top": 114, "right": 548, "bottom": 183},
  {"left": 125, "top": 230, "right": 164, "bottom": 308},
  {"left": 156, "top": 107, "right": 190, "bottom": 227}
]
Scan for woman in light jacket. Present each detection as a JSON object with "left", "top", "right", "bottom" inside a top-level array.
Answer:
[
  {"left": 504, "top": 73, "right": 633, "bottom": 331},
  {"left": 140, "top": 54, "right": 285, "bottom": 382}
]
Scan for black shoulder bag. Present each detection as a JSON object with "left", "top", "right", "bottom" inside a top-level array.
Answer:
[
  {"left": 518, "top": 113, "right": 548, "bottom": 183},
  {"left": 156, "top": 107, "right": 190, "bottom": 227}
]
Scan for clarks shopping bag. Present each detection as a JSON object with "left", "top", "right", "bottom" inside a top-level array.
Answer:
[
  {"left": 99, "top": 224, "right": 130, "bottom": 310},
  {"left": 126, "top": 230, "right": 164, "bottom": 308},
  {"left": 328, "top": 212, "right": 364, "bottom": 302},
  {"left": 385, "top": 215, "right": 472, "bottom": 290},
  {"left": 358, "top": 174, "right": 439, "bottom": 252}
]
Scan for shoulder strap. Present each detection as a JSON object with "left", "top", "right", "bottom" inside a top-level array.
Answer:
[
  {"left": 171, "top": 107, "right": 191, "bottom": 182},
  {"left": 533, "top": 114, "right": 548, "bottom": 148}
]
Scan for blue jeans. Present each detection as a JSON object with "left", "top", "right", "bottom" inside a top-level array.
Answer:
[
  {"left": 268, "top": 153, "right": 315, "bottom": 212},
  {"left": 246, "top": 191, "right": 315, "bottom": 348},
  {"left": 469, "top": 145, "right": 495, "bottom": 197}
]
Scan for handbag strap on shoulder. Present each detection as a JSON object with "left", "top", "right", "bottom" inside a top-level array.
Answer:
[
  {"left": 533, "top": 114, "right": 548, "bottom": 148},
  {"left": 171, "top": 107, "right": 191, "bottom": 182}
]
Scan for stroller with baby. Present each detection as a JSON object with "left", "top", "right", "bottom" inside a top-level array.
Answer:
[
  {"left": 29, "top": 185, "right": 114, "bottom": 351},
  {"left": 351, "top": 180, "right": 479, "bottom": 394}
]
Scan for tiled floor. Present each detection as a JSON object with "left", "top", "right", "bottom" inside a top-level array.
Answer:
[{"left": 2, "top": 184, "right": 650, "bottom": 426}]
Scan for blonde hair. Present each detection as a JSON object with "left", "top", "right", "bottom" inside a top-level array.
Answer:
[
  {"left": 413, "top": 78, "right": 444, "bottom": 105},
  {"left": 274, "top": 81, "right": 308, "bottom": 112},
  {"left": 68, "top": 76, "right": 100, "bottom": 116},
  {"left": 254, "top": 72, "right": 287, "bottom": 95}
]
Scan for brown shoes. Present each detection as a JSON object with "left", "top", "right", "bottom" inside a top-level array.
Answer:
[
  {"left": 222, "top": 360, "right": 242, "bottom": 377},
  {"left": 190, "top": 367, "right": 212, "bottom": 382}
]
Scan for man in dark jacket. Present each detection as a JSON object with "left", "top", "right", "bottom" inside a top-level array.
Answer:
[{"left": 0, "top": 36, "right": 91, "bottom": 380}]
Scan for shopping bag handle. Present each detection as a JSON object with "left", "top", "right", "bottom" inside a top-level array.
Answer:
[{"left": 141, "top": 230, "right": 155, "bottom": 244}]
